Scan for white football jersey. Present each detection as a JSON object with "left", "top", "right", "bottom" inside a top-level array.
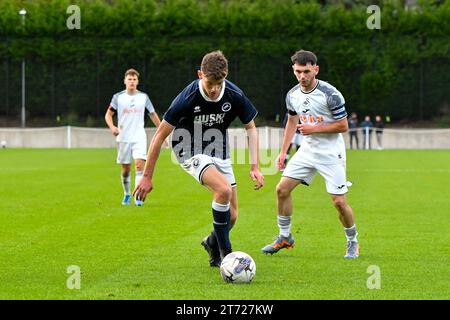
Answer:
[
  {"left": 286, "top": 80, "right": 347, "bottom": 164},
  {"left": 109, "top": 90, "right": 155, "bottom": 142}
]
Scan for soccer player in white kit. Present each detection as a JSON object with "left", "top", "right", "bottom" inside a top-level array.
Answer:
[
  {"left": 261, "top": 50, "right": 360, "bottom": 259},
  {"left": 105, "top": 69, "right": 164, "bottom": 206}
]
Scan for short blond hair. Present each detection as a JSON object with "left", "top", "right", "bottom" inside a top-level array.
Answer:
[
  {"left": 201, "top": 51, "right": 228, "bottom": 81},
  {"left": 124, "top": 68, "right": 140, "bottom": 78}
]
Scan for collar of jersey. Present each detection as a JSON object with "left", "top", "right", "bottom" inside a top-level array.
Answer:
[
  {"left": 300, "top": 79, "right": 319, "bottom": 94},
  {"left": 125, "top": 90, "right": 140, "bottom": 96},
  {"left": 198, "top": 79, "right": 226, "bottom": 102}
]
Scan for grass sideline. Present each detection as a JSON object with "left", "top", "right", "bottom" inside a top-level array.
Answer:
[{"left": 0, "top": 148, "right": 449, "bottom": 299}]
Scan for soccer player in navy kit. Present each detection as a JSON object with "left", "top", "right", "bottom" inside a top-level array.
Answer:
[{"left": 134, "top": 51, "right": 265, "bottom": 266}]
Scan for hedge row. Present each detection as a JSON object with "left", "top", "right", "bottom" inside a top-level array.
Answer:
[
  {"left": 1, "top": 0, "right": 449, "bottom": 38},
  {"left": 0, "top": 0, "right": 449, "bottom": 125}
]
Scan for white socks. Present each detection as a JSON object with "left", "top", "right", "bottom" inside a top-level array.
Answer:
[
  {"left": 135, "top": 171, "right": 143, "bottom": 190},
  {"left": 344, "top": 225, "right": 358, "bottom": 242},
  {"left": 121, "top": 173, "right": 131, "bottom": 195},
  {"left": 121, "top": 171, "right": 143, "bottom": 197},
  {"left": 278, "top": 215, "right": 292, "bottom": 237}
]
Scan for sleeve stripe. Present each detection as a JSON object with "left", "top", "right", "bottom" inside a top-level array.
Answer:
[
  {"left": 330, "top": 105, "right": 344, "bottom": 111},
  {"left": 333, "top": 110, "right": 347, "bottom": 116},
  {"left": 331, "top": 106, "right": 345, "bottom": 112},
  {"left": 333, "top": 111, "right": 348, "bottom": 119},
  {"left": 332, "top": 110, "right": 346, "bottom": 117}
]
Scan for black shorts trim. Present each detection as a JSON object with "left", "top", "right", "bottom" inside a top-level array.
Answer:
[
  {"left": 282, "top": 175, "right": 309, "bottom": 186},
  {"left": 199, "top": 163, "right": 215, "bottom": 185}
]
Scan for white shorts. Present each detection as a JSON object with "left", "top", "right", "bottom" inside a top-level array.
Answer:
[
  {"left": 116, "top": 140, "right": 147, "bottom": 164},
  {"left": 181, "top": 154, "right": 236, "bottom": 187},
  {"left": 282, "top": 151, "right": 348, "bottom": 195}
]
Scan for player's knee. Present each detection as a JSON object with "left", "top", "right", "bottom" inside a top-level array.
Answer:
[
  {"left": 276, "top": 183, "right": 291, "bottom": 199},
  {"left": 332, "top": 197, "right": 347, "bottom": 211},
  {"left": 135, "top": 161, "right": 144, "bottom": 172},
  {"left": 216, "top": 185, "right": 232, "bottom": 203},
  {"left": 122, "top": 166, "right": 131, "bottom": 176}
]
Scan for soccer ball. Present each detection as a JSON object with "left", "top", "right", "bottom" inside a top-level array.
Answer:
[{"left": 220, "top": 251, "right": 256, "bottom": 284}]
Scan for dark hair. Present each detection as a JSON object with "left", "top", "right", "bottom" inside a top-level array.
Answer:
[
  {"left": 124, "top": 68, "right": 139, "bottom": 78},
  {"left": 201, "top": 50, "right": 228, "bottom": 81},
  {"left": 291, "top": 50, "right": 318, "bottom": 66}
]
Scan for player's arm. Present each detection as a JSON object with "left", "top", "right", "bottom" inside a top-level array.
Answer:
[
  {"left": 277, "top": 113, "right": 299, "bottom": 170},
  {"left": 133, "top": 120, "right": 174, "bottom": 201},
  {"left": 298, "top": 117, "right": 348, "bottom": 135},
  {"left": 148, "top": 112, "right": 169, "bottom": 148},
  {"left": 244, "top": 120, "right": 264, "bottom": 190},
  {"left": 105, "top": 108, "right": 119, "bottom": 136},
  {"left": 281, "top": 113, "right": 299, "bottom": 155},
  {"left": 148, "top": 111, "right": 162, "bottom": 127}
]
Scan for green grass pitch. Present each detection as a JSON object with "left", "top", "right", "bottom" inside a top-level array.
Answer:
[{"left": 0, "top": 148, "right": 449, "bottom": 299}]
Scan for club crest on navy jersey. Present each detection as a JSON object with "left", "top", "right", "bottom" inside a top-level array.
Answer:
[{"left": 222, "top": 102, "right": 232, "bottom": 112}]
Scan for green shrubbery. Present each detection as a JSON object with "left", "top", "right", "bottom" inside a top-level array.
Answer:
[{"left": 0, "top": 0, "right": 448, "bottom": 125}]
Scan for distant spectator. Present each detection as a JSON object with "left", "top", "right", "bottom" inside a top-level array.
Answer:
[
  {"left": 348, "top": 112, "right": 359, "bottom": 149},
  {"left": 374, "top": 115, "right": 385, "bottom": 150},
  {"left": 360, "top": 115, "right": 373, "bottom": 149}
]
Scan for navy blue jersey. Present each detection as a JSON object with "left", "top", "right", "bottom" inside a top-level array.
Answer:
[{"left": 164, "top": 79, "right": 258, "bottom": 162}]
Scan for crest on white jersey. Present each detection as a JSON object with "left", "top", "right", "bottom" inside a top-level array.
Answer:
[{"left": 302, "top": 97, "right": 310, "bottom": 107}]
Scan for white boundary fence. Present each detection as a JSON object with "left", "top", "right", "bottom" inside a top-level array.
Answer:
[
  {"left": 346, "top": 127, "right": 450, "bottom": 150},
  {"left": 0, "top": 126, "right": 449, "bottom": 149}
]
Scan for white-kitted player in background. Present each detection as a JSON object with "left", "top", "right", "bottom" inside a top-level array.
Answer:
[{"left": 105, "top": 68, "right": 165, "bottom": 206}]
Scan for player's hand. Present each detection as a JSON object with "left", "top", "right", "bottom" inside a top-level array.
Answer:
[
  {"left": 249, "top": 168, "right": 264, "bottom": 190},
  {"left": 133, "top": 177, "right": 153, "bottom": 202},
  {"left": 111, "top": 126, "right": 120, "bottom": 136},
  {"left": 162, "top": 139, "right": 170, "bottom": 149},
  {"left": 276, "top": 153, "right": 286, "bottom": 171},
  {"left": 297, "top": 123, "right": 315, "bottom": 136}
]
